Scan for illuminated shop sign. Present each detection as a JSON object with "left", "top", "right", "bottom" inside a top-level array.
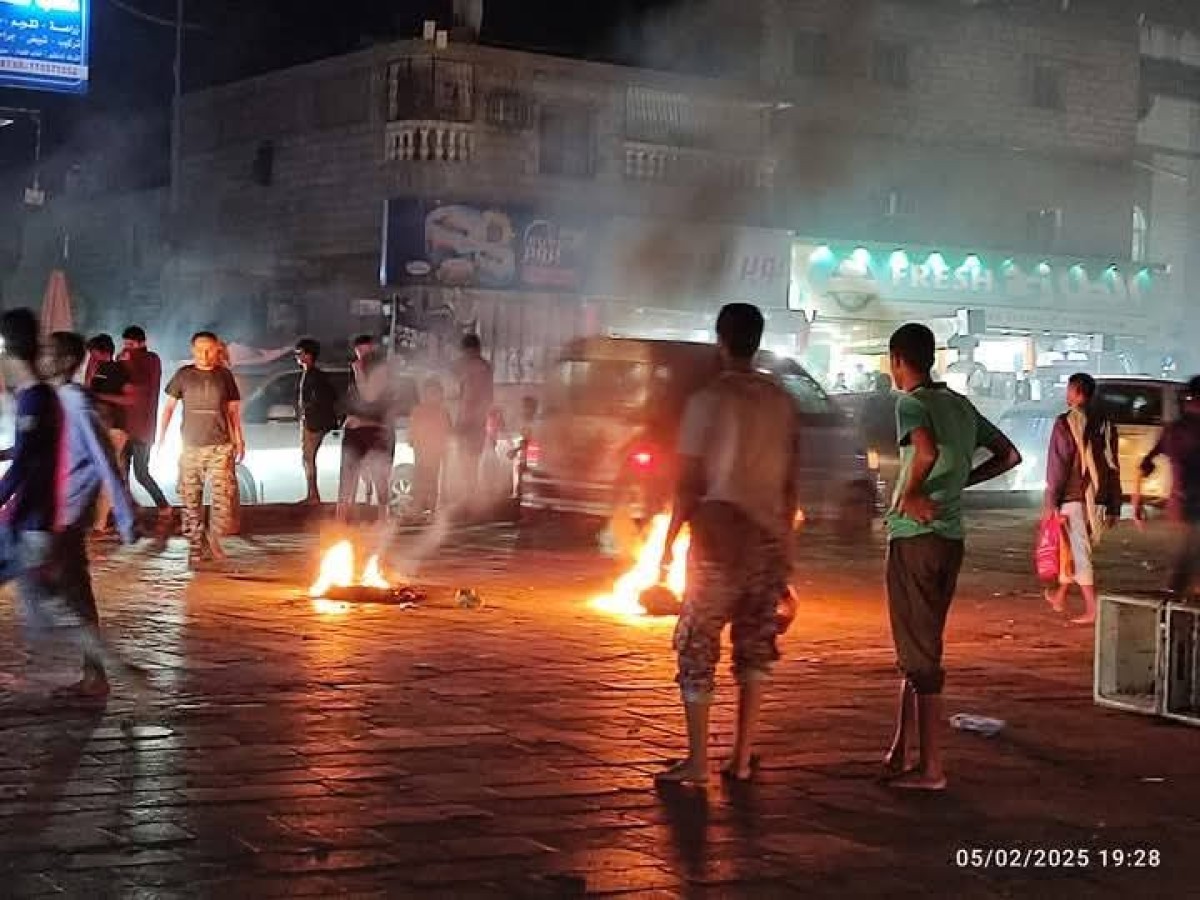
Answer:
[
  {"left": 792, "top": 242, "right": 1160, "bottom": 316},
  {"left": 0, "top": 0, "right": 89, "bottom": 95}
]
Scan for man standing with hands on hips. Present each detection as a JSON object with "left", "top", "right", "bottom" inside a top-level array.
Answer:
[
  {"left": 158, "top": 331, "right": 244, "bottom": 569},
  {"left": 881, "top": 323, "right": 1020, "bottom": 791}
]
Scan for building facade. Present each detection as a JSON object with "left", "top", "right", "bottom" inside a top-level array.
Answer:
[
  {"left": 174, "top": 33, "right": 789, "bottom": 382},
  {"left": 761, "top": 0, "right": 1163, "bottom": 396},
  {"left": 5, "top": 0, "right": 1164, "bottom": 393},
  {"left": 1139, "top": 14, "right": 1200, "bottom": 376}
]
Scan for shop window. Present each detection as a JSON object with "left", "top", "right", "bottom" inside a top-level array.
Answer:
[
  {"left": 485, "top": 89, "right": 533, "bottom": 130},
  {"left": 872, "top": 40, "right": 910, "bottom": 89},
  {"left": 793, "top": 30, "right": 830, "bottom": 78},
  {"left": 1132, "top": 205, "right": 1148, "bottom": 263},
  {"left": 1030, "top": 60, "right": 1064, "bottom": 111},
  {"left": 1027, "top": 208, "right": 1064, "bottom": 249},
  {"left": 539, "top": 107, "right": 594, "bottom": 178}
]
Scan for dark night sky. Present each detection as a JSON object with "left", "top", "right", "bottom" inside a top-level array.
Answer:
[{"left": 0, "top": 0, "right": 674, "bottom": 178}]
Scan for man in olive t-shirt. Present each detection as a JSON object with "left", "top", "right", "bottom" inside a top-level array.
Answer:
[
  {"left": 158, "top": 331, "right": 244, "bottom": 568},
  {"left": 881, "top": 323, "right": 1020, "bottom": 792}
]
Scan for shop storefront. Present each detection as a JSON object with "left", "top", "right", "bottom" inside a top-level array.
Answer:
[{"left": 789, "top": 239, "right": 1169, "bottom": 404}]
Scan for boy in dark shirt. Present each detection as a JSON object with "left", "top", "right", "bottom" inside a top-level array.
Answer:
[
  {"left": 0, "top": 309, "right": 64, "bottom": 685},
  {"left": 1136, "top": 375, "right": 1200, "bottom": 596},
  {"left": 85, "top": 333, "right": 131, "bottom": 534}
]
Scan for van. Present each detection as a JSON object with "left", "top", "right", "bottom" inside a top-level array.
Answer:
[{"left": 521, "top": 337, "right": 879, "bottom": 538}]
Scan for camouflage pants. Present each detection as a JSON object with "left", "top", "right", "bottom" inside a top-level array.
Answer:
[
  {"left": 179, "top": 444, "right": 236, "bottom": 551},
  {"left": 673, "top": 502, "right": 787, "bottom": 704}
]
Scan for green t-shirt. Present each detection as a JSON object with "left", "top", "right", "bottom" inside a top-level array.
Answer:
[{"left": 885, "top": 384, "right": 1001, "bottom": 541}]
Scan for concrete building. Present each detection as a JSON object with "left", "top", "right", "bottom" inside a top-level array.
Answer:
[
  {"left": 3, "top": 0, "right": 1167, "bottom": 393},
  {"left": 761, "top": 0, "right": 1163, "bottom": 395},
  {"left": 1138, "top": 13, "right": 1200, "bottom": 375},
  {"left": 172, "top": 29, "right": 788, "bottom": 381}
]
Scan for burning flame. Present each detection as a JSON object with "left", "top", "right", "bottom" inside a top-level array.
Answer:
[
  {"left": 591, "top": 514, "right": 689, "bottom": 623},
  {"left": 309, "top": 540, "right": 390, "bottom": 600}
]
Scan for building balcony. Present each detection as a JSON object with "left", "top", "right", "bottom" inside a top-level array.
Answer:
[
  {"left": 385, "top": 121, "right": 476, "bottom": 163},
  {"left": 623, "top": 141, "right": 775, "bottom": 189}
]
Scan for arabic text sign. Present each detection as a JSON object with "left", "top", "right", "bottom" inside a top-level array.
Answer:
[
  {"left": 0, "top": 0, "right": 89, "bottom": 95},
  {"left": 592, "top": 217, "right": 792, "bottom": 309}
]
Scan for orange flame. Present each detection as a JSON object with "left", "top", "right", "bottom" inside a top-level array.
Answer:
[
  {"left": 309, "top": 541, "right": 390, "bottom": 612},
  {"left": 590, "top": 514, "right": 689, "bottom": 624}
]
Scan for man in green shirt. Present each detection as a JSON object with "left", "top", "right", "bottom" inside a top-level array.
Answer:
[{"left": 882, "top": 324, "right": 1021, "bottom": 791}]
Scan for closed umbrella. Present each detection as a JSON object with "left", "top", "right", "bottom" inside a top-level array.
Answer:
[{"left": 39, "top": 269, "right": 74, "bottom": 340}]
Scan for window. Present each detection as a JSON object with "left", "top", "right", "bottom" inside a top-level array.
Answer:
[
  {"left": 872, "top": 40, "right": 910, "bottom": 89},
  {"left": 550, "top": 360, "right": 649, "bottom": 417},
  {"left": 387, "top": 58, "right": 474, "bottom": 122},
  {"left": 539, "top": 107, "right": 594, "bottom": 177},
  {"left": 1132, "top": 205, "right": 1148, "bottom": 263},
  {"left": 1095, "top": 384, "right": 1166, "bottom": 427},
  {"left": 1031, "top": 60, "right": 1064, "bottom": 111},
  {"left": 484, "top": 89, "right": 533, "bottom": 130},
  {"left": 878, "top": 188, "right": 917, "bottom": 219},
  {"left": 245, "top": 373, "right": 300, "bottom": 424},
  {"left": 793, "top": 30, "right": 830, "bottom": 77},
  {"left": 1027, "top": 208, "right": 1064, "bottom": 248}
]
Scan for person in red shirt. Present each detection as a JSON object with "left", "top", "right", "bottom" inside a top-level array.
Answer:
[{"left": 118, "top": 326, "right": 172, "bottom": 539}]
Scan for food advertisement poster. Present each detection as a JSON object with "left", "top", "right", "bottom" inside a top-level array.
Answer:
[{"left": 382, "top": 197, "right": 589, "bottom": 293}]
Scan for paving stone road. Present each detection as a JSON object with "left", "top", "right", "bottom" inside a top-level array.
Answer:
[{"left": 0, "top": 511, "right": 1196, "bottom": 898}]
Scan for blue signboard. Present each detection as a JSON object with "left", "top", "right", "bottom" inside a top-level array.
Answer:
[{"left": 0, "top": 0, "right": 89, "bottom": 95}]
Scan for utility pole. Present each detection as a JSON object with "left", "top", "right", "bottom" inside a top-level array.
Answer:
[{"left": 170, "top": 0, "right": 184, "bottom": 214}]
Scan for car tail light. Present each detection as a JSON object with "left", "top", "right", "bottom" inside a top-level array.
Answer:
[
  {"left": 629, "top": 447, "right": 655, "bottom": 470},
  {"left": 525, "top": 441, "right": 542, "bottom": 468}
]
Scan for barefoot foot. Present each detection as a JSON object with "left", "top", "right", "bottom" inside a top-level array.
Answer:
[
  {"left": 886, "top": 769, "right": 947, "bottom": 791},
  {"left": 1069, "top": 615, "right": 1096, "bottom": 626},
  {"left": 654, "top": 759, "right": 709, "bottom": 785}
]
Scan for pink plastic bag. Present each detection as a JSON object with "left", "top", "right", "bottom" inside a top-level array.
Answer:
[{"left": 1035, "top": 514, "right": 1071, "bottom": 584}]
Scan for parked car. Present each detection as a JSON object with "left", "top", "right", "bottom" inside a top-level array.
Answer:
[
  {"left": 133, "top": 364, "right": 517, "bottom": 512},
  {"left": 979, "top": 378, "right": 1188, "bottom": 502},
  {"left": 521, "top": 337, "right": 879, "bottom": 539},
  {"left": 1095, "top": 376, "right": 1188, "bottom": 504}
]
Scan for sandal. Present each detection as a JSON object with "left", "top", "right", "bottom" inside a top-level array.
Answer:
[{"left": 720, "top": 754, "right": 761, "bottom": 783}]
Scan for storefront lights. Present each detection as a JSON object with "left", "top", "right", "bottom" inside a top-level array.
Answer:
[
  {"left": 1037, "top": 261, "right": 1052, "bottom": 276},
  {"left": 851, "top": 247, "right": 872, "bottom": 268},
  {"left": 889, "top": 250, "right": 909, "bottom": 271},
  {"left": 810, "top": 245, "right": 834, "bottom": 266},
  {"left": 925, "top": 252, "right": 947, "bottom": 274}
]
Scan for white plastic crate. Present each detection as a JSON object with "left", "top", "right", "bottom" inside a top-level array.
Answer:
[
  {"left": 1094, "top": 594, "right": 1165, "bottom": 716},
  {"left": 1164, "top": 603, "right": 1200, "bottom": 727}
]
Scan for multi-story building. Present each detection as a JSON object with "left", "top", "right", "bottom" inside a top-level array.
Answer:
[
  {"left": 173, "top": 29, "right": 789, "bottom": 382},
  {"left": 762, "top": 0, "right": 1162, "bottom": 394},
  {"left": 5, "top": 0, "right": 1166, "bottom": 395},
  {"left": 1138, "top": 12, "right": 1200, "bottom": 375}
]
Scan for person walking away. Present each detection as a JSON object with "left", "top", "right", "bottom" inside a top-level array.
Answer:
[
  {"left": 158, "top": 331, "right": 244, "bottom": 569},
  {"left": 84, "top": 334, "right": 132, "bottom": 537},
  {"left": 1043, "top": 373, "right": 1121, "bottom": 624},
  {"left": 118, "top": 326, "right": 172, "bottom": 540},
  {"left": 861, "top": 372, "right": 899, "bottom": 498},
  {"left": 512, "top": 395, "right": 539, "bottom": 499},
  {"left": 45, "top": 331, "right": 147, "bottom": 699},
  {"left": 654, "top": 304, "right": 801, "bottom": 785},
  {"left": 294, "top": 338, "right": 338, "bottom": 504},
  {"left": 337, "top": 335, "right": 393, "bottom": 521},
  {"left": 882, "top": 323, "right": 1021, "bottom": 791},
  {"left": 409, "top": 376, "right": 452, "bottom": 517},
  {"left": 0, "top": 309, "right": 66, "bottom": 691},
  {"left": 451, "top": 334, "right": 494, "bottom": 507},
  {"left": 1135, "top": 375, "right": 1200, "bottom": 597}
]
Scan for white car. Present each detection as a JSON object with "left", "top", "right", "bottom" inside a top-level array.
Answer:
[{"left": 134, "top": 366, "right": 516, "bottom": 510}]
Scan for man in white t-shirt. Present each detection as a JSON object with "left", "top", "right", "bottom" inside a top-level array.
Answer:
[{"left": 656, "top": 303, "right": 800, "bottom": 785}]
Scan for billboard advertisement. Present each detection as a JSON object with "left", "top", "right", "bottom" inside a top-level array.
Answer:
[
  {"left": 589, "top": 217, "right": 792, "bottom": 310},
  {"left": 0, "top": 0, "right": 89, "bottom": 95},
  {"left": 381, "top": 197, "right": 590, "bottom": 293}
]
